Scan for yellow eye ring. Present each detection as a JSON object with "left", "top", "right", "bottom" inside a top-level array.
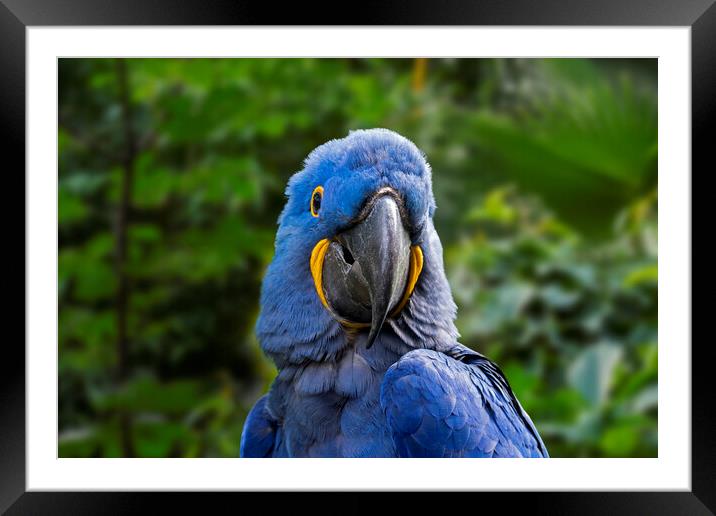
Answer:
[{"left": 310, "top": 186, "right": 324, "bottom": 217}]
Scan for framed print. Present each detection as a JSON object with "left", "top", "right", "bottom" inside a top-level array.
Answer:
[{"left": 3, "top": 0, "right": 712, "bottom": 512}]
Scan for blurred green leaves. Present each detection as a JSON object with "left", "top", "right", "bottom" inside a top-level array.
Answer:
[
  {"left": 90, "top": 374, "right": 204, "bottom": 415},
  {"left": 58, "top": 57, "right": 657, "bottom": 458},
  {"left": 469, "top": 60, "right": 657, "bottom": 235},
  {"left": 448, "top": 185, "right": 657, "bottom": 457}
]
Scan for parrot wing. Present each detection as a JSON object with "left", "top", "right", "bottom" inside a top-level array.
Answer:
[
  {"left": 380, "top": 346, "right": 548, "bottom": 458},
  {"left": 240, "top": 394, "right": 278, "bottom": 458}
]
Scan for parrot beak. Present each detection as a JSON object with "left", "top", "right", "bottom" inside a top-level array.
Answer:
[{"left": 321, "top": 190, "right": 412, "bottom": 349}]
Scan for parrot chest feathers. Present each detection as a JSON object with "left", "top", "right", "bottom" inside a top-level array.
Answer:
[{"left": 265, "top": 338, "right": 407, "bottom": 457}]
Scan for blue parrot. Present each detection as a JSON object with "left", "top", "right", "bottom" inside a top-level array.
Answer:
[{"left": 240, "top": 129, "right": 548, "bottom": 458}]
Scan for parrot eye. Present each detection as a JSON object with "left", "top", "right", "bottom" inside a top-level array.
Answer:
[{"left": 311, "top": 186, "right": 323, "bottom": 217}]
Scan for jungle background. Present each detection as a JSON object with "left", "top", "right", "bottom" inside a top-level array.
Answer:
[{"left": 58, "top": 58, "right": 658, "bottom": 458}]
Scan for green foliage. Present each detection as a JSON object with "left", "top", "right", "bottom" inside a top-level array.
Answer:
[
  {"left": 468, "top": 59, "right": 657, "bottom": 236},
  {"left": 58, "top": 58, "right": 657, "bottom": 458},
  {"left": 448, "top": 186, "right": 657, "bottom": 457}
]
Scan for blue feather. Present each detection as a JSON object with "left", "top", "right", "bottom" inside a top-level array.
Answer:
[
  {"left": 380, "top": 348, "right": 548, "bottom": 458},
  {"left": 240, "top": 395, "right": 276, "bottom": 458}
]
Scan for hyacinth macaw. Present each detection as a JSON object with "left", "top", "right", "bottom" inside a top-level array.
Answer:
[{"left": 240, "top": 129, "right": 548, "bottom": 458}]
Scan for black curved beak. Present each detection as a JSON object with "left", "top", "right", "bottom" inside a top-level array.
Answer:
[{"left": 322, "top": 192, "right": 411, "bottom": 348}]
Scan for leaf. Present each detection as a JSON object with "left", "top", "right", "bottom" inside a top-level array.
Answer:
[
  {"left": 61, "top": 171, "right": 107, "bottom": 196},
  {"left": 133, "top": 167, "right": 176, "bottom": 207},
  {"left": 599, "top": 416, "right": 651, "bottom": 457},
  {"left": 58, "top": 307, "right": 116, "bottom": 363},
  {"left": 59, "top": 249, "right": 116, "bottom": 302},
  {"left": 624, "top": 264, "right": 657, "bottom": 287},
  {"left": 540, "top": 284, "right": 580, "bottom": 311},
  {"left": 58, "top": 187, "right": 88, "bottom": 224},
  {"left": 630, "top": 385, "right": 658, "bottom": 413},
  {"left": 567, "top": 341, "right": 623, "bottom": 406},
  {"left": 129, "top": 224, "right": 162, "bottom": 243},
  {"left": 466, "top": 187, "right": 517, "bottom": 224},
  {"left": 85, "top": 233, "right": 114, "bottom": 258}
]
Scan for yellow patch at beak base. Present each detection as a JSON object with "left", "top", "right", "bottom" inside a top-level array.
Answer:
[
  {"left": 310, "top": 238, "right": 331, "bottom": 310},
  {"left": 390, "top": 245, "right": 423, "bottom": 317}
]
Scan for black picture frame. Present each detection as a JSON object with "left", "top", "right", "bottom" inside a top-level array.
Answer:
[{"left": 3, "top": 0, "right": 711, "bottom": 513}]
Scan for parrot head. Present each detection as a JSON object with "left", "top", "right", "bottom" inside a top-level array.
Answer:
[{"left": 257, "top": 129, "right": 457, "bottom": 364}]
